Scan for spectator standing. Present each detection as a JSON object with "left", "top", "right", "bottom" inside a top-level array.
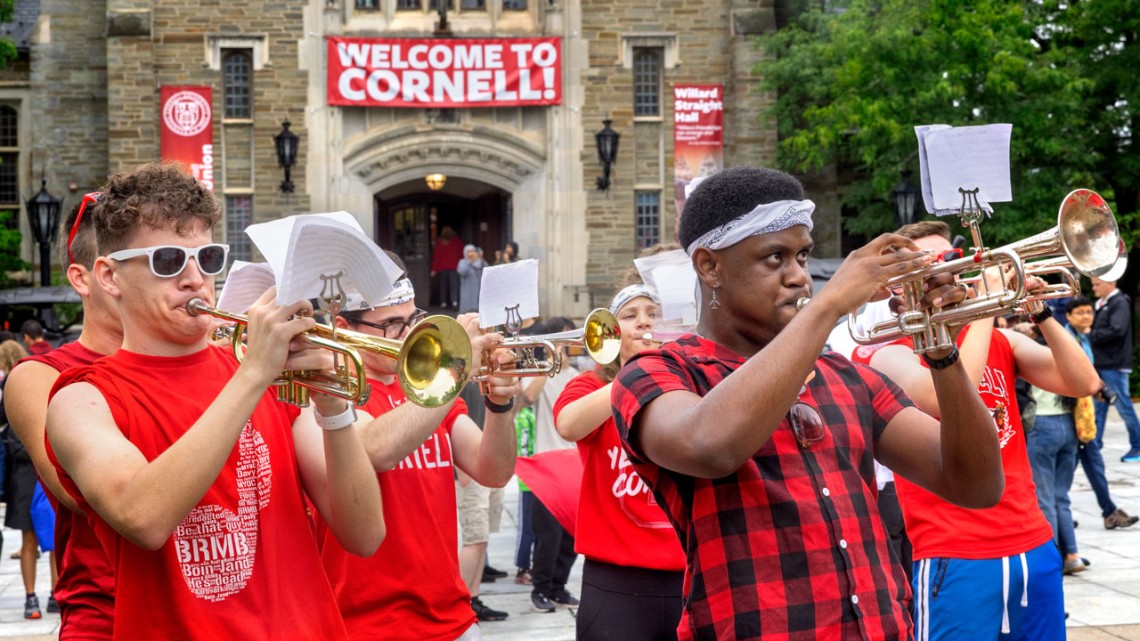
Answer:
[
  {"left": 1089, "top": 276, "right": 1140, "bottom": 462},
  {"left": 495, "top": 241, "right": 519, "bottom": 265},
  {"left": 432, "top": 226, "right": 465, "bottom": 309},
  {"left": 21, "top": 320, "right": 52, "bottom": 356},
  {"left": 457, "top": 245, "right": 488, "bottom": 314}
]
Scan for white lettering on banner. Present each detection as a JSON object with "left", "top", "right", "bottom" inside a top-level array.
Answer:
[
  {"left": 191, "top": 144, "right": 214, "bottom": 191},
  {"left": 173, "top": 422, "right": 271, "bottom": 602}
]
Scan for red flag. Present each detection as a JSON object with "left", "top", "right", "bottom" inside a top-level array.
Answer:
[{"left": 515, "top": 449, "right": 582, "bottom": 535}]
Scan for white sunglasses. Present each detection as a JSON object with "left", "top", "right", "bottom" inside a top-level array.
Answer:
[{"left": 107, "top": 244, "right": 230, "bottom": 278}]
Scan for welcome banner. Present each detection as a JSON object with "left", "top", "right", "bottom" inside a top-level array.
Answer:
[
  {"left": 327, "top": 37, "right": 562, "bottom": 108},
  {"left": 160, "top": 86, "right": 215, "bottom": 191},
  {"left": 673, "top": 84, "right": 724, "bottom": 238}
]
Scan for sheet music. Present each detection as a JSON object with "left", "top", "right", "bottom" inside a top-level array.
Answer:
[
  {"left": 915, "top": 124, "right": 950, "bottom": 214},
  {"left": 276, "top": 217, "right": 403, "bottom": 308},
  {"left": 217, "top": 261, "right": 276, "bottom": 313},
  {"left": 479, "top": 259, "right": 540, "bottom": 329},
  {"left": 245, "top": 212, "right": 365, "bottom": 275},
  {"left": 916, "top": 124, "right": 1012, "bottom": 215},
  {"left": 633, "top": 249, "right": 698, "bottom": 324}
]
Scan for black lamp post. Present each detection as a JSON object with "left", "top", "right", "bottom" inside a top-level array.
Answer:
[
  {"left": 25, "top": 178, "right": 62, "bottom": 288},
  {"left": 595, "top": 118, "right": 620, "bottom": 191},
  {"left": 892, "top": 169, "right": 920, "bottom": 228},
  {"left": 274, "top": 120, "right": 299, "bottom": 193}
]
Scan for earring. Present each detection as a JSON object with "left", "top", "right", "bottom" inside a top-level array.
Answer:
[{"left": 709, "top": 287, "right": 720, "bottom": 311}]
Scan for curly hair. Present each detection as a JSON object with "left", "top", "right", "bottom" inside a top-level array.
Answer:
[
  {"left": 93, "top": 163, "right": 221, "bottom": 255},
  {"left": 678, "top": 167, "right": 805, "bottom": 251}
]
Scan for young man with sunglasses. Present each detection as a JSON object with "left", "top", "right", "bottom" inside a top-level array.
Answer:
[
  {"left": 3, "top": 194, "right": 121, "bottom": 634},
  {"left": 44, "top": 163, "right": 384, "bottom": 641},
  {"left": 321, "top": 266, "right": 521, "bottom": 640},
  {"left": 612, "top": 166, "right": 1005, "bottom": 641},
  {"left": 867, "top": 221, "right": 1099, "bottom": 641}
]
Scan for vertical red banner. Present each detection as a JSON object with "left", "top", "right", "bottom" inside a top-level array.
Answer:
[
  {"left": 673, "top": 84, "right": 724, "bottom": 240},
  {"left": 160, "top": 86, "right": 215, "bottom": 191}
]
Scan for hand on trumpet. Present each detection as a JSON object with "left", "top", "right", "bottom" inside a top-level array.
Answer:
[
  {"left": 242, "top": 287, "right": 323, "bottom": 383},
  {"left": 817, "top": 233, "right": 937, "bottom": 317}
]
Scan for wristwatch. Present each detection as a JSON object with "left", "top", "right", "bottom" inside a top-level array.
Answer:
[{"left": 921, "top": 346, "right": 960, "bottom": 370}]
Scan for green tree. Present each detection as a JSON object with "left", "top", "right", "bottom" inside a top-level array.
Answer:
[{"left": 759, "top": 0, "right": 1102, "bottom": 246}]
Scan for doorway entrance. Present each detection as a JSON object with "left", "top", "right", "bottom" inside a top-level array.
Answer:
[{"left": 375, "top": 177, "right": 512, "bottom": 311}]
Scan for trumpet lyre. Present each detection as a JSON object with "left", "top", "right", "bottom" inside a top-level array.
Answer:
[{"left": 188, "top": 298, "right": 473, "bottom": 408}]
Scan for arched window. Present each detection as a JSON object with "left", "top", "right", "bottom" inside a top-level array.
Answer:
[{"left": 223, "top": 50, "right": 252, "bottom": 119}]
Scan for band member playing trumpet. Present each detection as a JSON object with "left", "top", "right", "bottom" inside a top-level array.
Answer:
[
  {"left": 611, "top": 166, "right": 1005, "bottom": 641},
  {"left": 322, "top": 264, "right": 522, "bottom": 639},
  {"left": 45, "top": 163, "right": 384, "bottom": 641},
  {"left": 868, "top": 221, "right": 1099, "bottom": 641},
  {"left": 4, "top": 194, "right": 120, "bottom": 637},
  {"left": 553, "top": 284, "right": 686, "bottom": 640}
]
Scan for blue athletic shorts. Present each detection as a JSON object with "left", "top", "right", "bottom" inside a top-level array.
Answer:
[{"left": 912, "top": 540, "right": 1064, "bottom": 641}]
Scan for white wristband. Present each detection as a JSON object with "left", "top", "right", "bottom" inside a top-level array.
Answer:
[{"left": 314, "top": 403, "right": 357, "bottom": 431}]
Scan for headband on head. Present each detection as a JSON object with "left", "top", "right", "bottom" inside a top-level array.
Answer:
[
  {"left": 685, "top": 199, "right": 816, "bottom": 256},
  {"left": 345, "top": 277, "right": 416, "bottom": 311},
  {"left": 609, "top": 284, "right": 662, "bottom": 316},
  {"left": 67, "top": 192, "right": 103, "bottom": 265}
]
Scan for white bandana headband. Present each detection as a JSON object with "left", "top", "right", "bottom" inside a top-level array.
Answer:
[
  {"left": 685, "top": 199, "right": 816, "bottom": 256},
  {"left": 345, "top": 277, "right": 415, "bottom": 311},
  {"left": 609, "top": 284, "right": 662, "bottom": 316}
]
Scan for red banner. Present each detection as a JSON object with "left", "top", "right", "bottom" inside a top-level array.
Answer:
[
  {"left": 327, "top": 37, "right": 562, "bottom": 108},
  {"left": 160, "top": 86, "right": 215, "bottom": 191},
  {"left": 673, "top": 84, "right": 724, "bottom": 239}
]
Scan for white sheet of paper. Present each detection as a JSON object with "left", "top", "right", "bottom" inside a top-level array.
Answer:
[
  {"left": 217, "top": 261, "right": 276, "bottom": 313},
  {"left": 245, "top": 212, "right": 365, "bottom": 276},
  {"left": 915, "top": 124, "right": 951, "bottom": 214},
  {"left": 918, "top": 124, "right": 1013, "bottom": 215},
  {"left": 633, "top": 249, "right": 698, "bottom": 324},
  {"left": 479, "top": 260, "right": 540, "bottom": 329},
  {"left": 276, "top": 217, "right": 403, "bottom": 308}
]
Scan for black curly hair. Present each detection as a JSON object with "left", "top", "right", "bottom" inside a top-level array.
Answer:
[{"left": 678, "top": 167, "right": 806, "bottom": 250}]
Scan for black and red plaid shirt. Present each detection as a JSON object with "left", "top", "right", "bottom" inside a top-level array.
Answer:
[{"left": 612, "top": 335, "right": 914, "bottom": 641}]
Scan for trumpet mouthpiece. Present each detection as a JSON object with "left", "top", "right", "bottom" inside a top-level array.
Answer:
[
  {"left": 796, "top": 297, "right": 811, "bottom": 310},
  {"left": 641, "top": 332, "right": 653, "bottom": 341}
]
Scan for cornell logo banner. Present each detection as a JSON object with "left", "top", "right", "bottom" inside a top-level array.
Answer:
[{"left": 160, "top": 86, "right": 215, "bottom": 192}]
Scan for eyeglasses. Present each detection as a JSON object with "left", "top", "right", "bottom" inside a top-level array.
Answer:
[
  {"left": 67, "top": 192, "right": 102, "bottom": 265},
  {"left": 789, "top": 400, "right": 825, "bottom": 448},
  {"left": 351, "top": 309, "right": 429, "bottom": 338},
  {"left": 107, "top": 244, "right": 230, "bottom": 278}
]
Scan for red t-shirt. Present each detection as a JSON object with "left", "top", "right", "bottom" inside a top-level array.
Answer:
[
  {"left": 321, "top": 377, "right": 475, "bottom": 641},
  {"left": 22, "top": 341, "right": 115, "bottom": 640},
  {"left": 431, "top": 237, "right": 466, "bottom": 272},
  {"left": 552, "top": 372, "right": 685, "bottom": 571},
  {"left": 28, "top": 340, "right": 53, "bottom": 355},
  {"left": 47, "top": 346, "right": 348, "bottom": 641},
  {"left": 892, "top": 329, "right": 1054, "bottom": 559}
]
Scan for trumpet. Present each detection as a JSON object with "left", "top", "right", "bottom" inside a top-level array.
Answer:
[
  {"left": 850, "top": 188, "right": 1121, "bottom": 354},
  {"left": 472, "top": 308, "right": 621, "bottom": 393},
  {"left": 188, "top": 298, "right": 473, "bottom": 408}
]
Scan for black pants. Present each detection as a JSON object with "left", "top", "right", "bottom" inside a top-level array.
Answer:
[
  {"left": 530, "top": 498, "right": 575, "bottom": 594},
  {"left": 578, "top": 559, "right": 684, "bottom": 641},
  {"left": 878, "top": 481, "right": 913, "bottom": 584}
]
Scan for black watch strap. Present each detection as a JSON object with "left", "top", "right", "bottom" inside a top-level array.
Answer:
[
  {"left": 1030, "top": 306, "right": 1053, "bottom": 325},
  {"left": 484, "top": 396, "right": 515, "bottom": 414},
  {"left": 921, "top": 346, "right": 960, "bottom": 370}
]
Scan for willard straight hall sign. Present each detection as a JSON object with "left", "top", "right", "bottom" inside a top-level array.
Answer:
[{"left": 327, "top": 37, "right": 563, "bottom": 108}]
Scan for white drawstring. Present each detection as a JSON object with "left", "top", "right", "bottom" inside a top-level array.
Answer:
[
  {"left": 1001, "top": 556, "right": 1011, "bottom": 634},
  {"left": 916, "top": 559, "right": 930, "bottom": 641},
  {"left": 1020, "top": 553, "right": 1029, "bottom": 607}
]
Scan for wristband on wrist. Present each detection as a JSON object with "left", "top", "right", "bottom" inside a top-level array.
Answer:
[
  {"left": 1029, "top": 306, "right": 1053, "bottom": 325},
  {"left": 314, "top": 403, "right": 358, "bottom": 431},
  {"left": 484, "top": 396, "right": 515, "bottom": 414},
  {"left": 921, "top": 346, "right": 960, "bottom": 370}
]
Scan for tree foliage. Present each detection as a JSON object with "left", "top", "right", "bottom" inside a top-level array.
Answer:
[
  {"left": 0, "top": 0, "right": 15, "bottom": 66},
  {"left": 760, "top": 0, "right": 1138, "bottom": 249}
]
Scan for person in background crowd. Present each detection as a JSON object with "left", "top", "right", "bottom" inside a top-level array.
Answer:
[
  {"left": 326, "top": 262, "right": 521, "bottom": 636},
  {"left": 870, "top": 220, "right": 1098, "bottom": 641},
  {"left": 45, "top": 162, "right": 384, "bottom": 641},
  {"left": 432, "top": 226, "right": 465, "bottom": 309},
  {"left": 21, "top": 320, "right": 52, "bottom": 356},
  {"left": 495, "top": 241, "right": 520, "bottom": 265},
  {"left": 2, "top": 194, "right": 123, "bottom": 636},
  {"left": 458, "top": 245, "right": 488, "bottom": 314},
  {"left": 1063, "top": 296, "right": 1139, "bottom": 530},
  {"left": 1089, "top": 276, "right": 1140, "bottom": 462},
  {"left": 556, "top": 286, "right": 685, "bottom": 638},
  {"left": 613, "top": 166, "right": 1002, "bottom": 641}
]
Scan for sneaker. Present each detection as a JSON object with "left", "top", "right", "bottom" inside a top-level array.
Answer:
[
  {"left": 530, "top": 591, "right": 556, "bottom": 613},
  {"left": 24, "top": 594, "right": 41, "bottom": 620},
  {"left": 1105, "top": 509, "right": 1140, "bottom": 529},
  {"left": 480, "top": 573, "right": 497, "bottom": 584},
  {"left": 1122, "top": 448, "right": 1140, "bottom": 463},
  {"left": 471, "top": 597, "right": 509, "bottom": 622},
  {"left": 549, "top": 588, "right": 580, "bottom": 608},
  {"left": 515, "top": 568, "right": 533, "bottom": 585},
  {"left": 1062, "top": 557, "right": 1087, "bottom": 576},
  {"left": 46, "top": 595, "right": 59, "bottom": 614},
  {"left": 483, "top": 565, "right": 509, "bottom": 579}
]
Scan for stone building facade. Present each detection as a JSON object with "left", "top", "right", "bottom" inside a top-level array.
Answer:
[{"left": 2, "top": 0, "right": 841, "bottom": 316}]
